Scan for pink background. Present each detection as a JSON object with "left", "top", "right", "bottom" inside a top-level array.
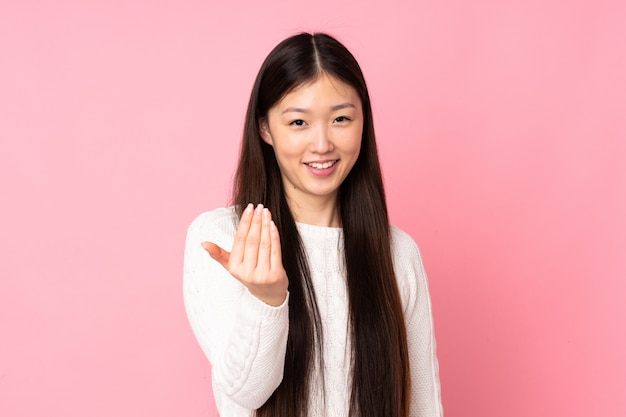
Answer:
[{"left": 1, "top": 1, "right": 624, "bottom": 416}]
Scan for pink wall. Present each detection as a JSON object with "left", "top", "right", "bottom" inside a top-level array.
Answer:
[{"left": 1, "top": 1, "right": 624, "bottom": 416}]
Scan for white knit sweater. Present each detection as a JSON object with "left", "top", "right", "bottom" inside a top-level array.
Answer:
[{"left": 183, "top": 207, "right": 443, "bottom": 416}]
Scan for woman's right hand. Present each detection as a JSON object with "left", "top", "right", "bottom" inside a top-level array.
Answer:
[{"left": 202, "top": 203, "right": 288, "bottom": 307}]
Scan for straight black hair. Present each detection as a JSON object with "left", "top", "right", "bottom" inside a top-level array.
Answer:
[{"left": 232, "top": 32, "right": 410, "bottom": 417}]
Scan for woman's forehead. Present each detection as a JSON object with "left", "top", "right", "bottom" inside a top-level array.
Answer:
[{"left": 272, "top": 74, "right": 361, "bottom": 112}]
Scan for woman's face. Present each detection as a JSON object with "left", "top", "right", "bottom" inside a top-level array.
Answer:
[{"left": 260, "top": 73, "right": 363, "bottom": 208}]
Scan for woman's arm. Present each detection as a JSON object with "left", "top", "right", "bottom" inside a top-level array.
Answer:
[
  {"left": 183, "top": 208, "right": 289, "bottom": 409},
  {"left": 391, "top": 227, "right": 444, "bottom": 417}
]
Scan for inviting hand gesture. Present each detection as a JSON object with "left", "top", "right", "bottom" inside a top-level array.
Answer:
[{"left": 202, "top": 203, "right": 288, "bottom": 307}]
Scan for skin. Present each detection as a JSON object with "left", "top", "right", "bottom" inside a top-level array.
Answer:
[
  {"left": 203, "top": 203, "right": 288, "bottom": 306},
  {"left": 260, "top": 73, "right": 363, "bottom": 227},
  {"left": 203, "top": 73, "right": 364, "bottom": 306}
]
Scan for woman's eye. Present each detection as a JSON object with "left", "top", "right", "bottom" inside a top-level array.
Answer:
[
  {"left": 290, "top": 119, "right": 306, "bottom": 126},
  {"left": 334, "top": 116, "right": 351, "bottom": 123}
]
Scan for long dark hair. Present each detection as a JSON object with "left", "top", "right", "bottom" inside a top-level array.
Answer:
[{"left": 232, "top": 32, "right": 410, "bottom": 417}]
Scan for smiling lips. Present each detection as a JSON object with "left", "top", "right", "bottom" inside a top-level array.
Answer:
[
  {"left": 305, "top": 160, "right": 338, "bottom": 169},
  {"left": 304, "top": 159, "right": 339, "bottom": 176}
]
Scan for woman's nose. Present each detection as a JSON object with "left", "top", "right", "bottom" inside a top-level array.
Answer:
[{"left": 311, "top": 126, "right": 333, "bottom": 153}]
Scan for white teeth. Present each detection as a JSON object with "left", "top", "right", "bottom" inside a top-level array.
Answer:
[{"left": 307, "top": 161, "right": 336, "bottom": 169}]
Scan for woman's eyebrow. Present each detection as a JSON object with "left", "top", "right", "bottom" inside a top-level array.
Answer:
[
  {"left": 281, "top": 107, "right": 309, "bottom": 114},
  {"left": 331, "top": 103, "right": 356, "bottom": 111},
  {"left": 281, "top": 102, "right": 356, "bottom": 114}
]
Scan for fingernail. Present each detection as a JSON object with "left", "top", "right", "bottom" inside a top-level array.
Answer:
[
  {"left": 263, "top": 208, "right": 269, "bottom": 220},
  {"left": 244, "top": 203, "right": 253, "bottom": 215},
  {"left": 255, "top": 204, "right": 264, "bottom": 215},
  {"left": 270, "top": 220, "right": 276, "bottom": 232}
]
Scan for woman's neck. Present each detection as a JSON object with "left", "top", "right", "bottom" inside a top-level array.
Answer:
[{"left": 286, "top": 194, "right": 341, "bottom": 227}]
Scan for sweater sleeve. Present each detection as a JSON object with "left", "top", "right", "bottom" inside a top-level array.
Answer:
[
  {"left": 183, "top": 209, "right": 290, "bottom": 410},
  {"left": 391, "top": 227, "right": 444, "bottom": 417}
]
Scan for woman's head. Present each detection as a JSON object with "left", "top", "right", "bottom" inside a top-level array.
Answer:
[
  {"left": 234, "top": 33, "right": 381, "bottom": 213},
  {"left": 258, "top": 73, "right": 363, "bottom": 220}
]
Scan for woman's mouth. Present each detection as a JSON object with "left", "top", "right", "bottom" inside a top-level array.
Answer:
[
  {"left": 305, "top": 160, "right": 338, "bottom": 169},
  {"left": 304, "top": 160, "right": 339, "bottom": 176}
]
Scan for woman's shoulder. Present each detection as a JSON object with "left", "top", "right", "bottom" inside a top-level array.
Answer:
[
  {"left": 188, "top": 206, "right": 238, "bottom": 232},
  {"left": 389, "top": 224, "right": 423, "bottom": 261},
  {"left": 389, "top": 225, "right": 427, "bottom": 303},
  {"left": 186, "top": 206, "right": 239, "bottom": 248}
]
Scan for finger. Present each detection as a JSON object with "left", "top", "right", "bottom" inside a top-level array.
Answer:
[
  {"left": 269, "top": 220, "right": 283, "bottom": 272},
  {"left": 202, "top": 241, "right": 230, "bottom": 269},
  {"left": 230, "top": 203, "right": 254, "bottom": 266},
  {"left": 256, "top": 208, "right": 272, "bottom": 273},
  {"left": 243, "top": 203, "right": 264, "bottom": 271}
]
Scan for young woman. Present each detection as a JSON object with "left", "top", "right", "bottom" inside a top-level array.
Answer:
[{"left": 184, "top": 32, "right": 442, "bottom": 417}]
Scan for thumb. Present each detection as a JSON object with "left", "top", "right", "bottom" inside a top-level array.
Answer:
[{"left": 201, "top": 241, "right": 230, "bottom": 268}]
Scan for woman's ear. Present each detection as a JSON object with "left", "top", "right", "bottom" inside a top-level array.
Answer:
[{"left": 259, "top": 118, "right": 273, "bottom": 145}]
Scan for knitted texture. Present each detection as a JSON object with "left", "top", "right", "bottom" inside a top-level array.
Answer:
[{"left": 183, "top": 207, "right": 443, "bottom": 416}]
